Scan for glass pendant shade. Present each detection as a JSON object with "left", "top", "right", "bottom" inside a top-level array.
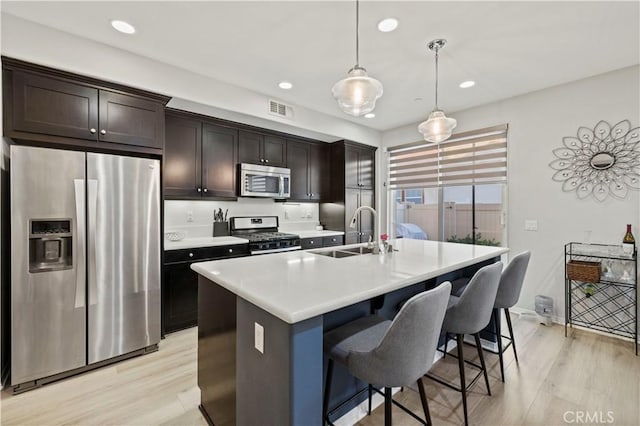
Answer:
[
  {"left": 332, "top": 67, "right": 383, "bottom": 117},
  {"left": 418, "top": 109, "right": 457, "bottom": 143}
]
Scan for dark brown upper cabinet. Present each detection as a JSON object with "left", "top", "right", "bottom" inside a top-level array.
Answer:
[
  {"left": 98, "top": 90, "right": 164, "bottom": 149},
  {"left": 12, "top": 71, "right": 99, "bottom": 140},
  {"left": 286, "top": 139, "right": 326, "bottom": 202},
  {"left": 345, "top": 144, "right": 375, "bottom": 189},
  {"left": 202, "top": 124, "right": 238, "bottom": 198},
  {"left": 3, "top": 58, "right": 169, "bottom": 154},
  {"left": 164, "top": 114, "right": 202, "bottom": 198},
  {"left": 164, "top": 111, "right": 238, "bottom": 200},
  {"left": 238, "top": 130, "right": 286, "bottom": 167}
]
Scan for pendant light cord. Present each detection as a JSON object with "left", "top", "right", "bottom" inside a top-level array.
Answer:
[
  {"left": 355, "top": 0, "right": 360, "bottom": 67},
  {"left": 434, "top": 47, "right": 439, "bottom": 110}
]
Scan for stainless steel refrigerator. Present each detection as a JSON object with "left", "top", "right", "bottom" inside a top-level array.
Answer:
[{"left": 10, "top": 145, "right": 161, "bottom": 389}]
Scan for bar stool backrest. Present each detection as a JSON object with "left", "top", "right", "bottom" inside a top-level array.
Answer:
[
  {"left": 495, "top": 251, "right": 531, "bottom": 309},
  {"left": 348, "top": 282, "right": 452, "bottom": 388},
  {"left": 442, "top": 262, "right": 503, "bottom": 335}
]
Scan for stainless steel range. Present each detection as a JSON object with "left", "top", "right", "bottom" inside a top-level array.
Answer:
[{"left": 230, "top": 216, "right": 301, "bottom": 255}]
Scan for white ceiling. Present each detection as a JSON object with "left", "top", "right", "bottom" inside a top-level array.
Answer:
[{"left": 3, "top": 1, "right": 639, "bottom": 131}]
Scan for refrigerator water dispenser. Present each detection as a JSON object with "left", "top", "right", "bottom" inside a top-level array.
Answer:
[{"left": 28, "top": 219, "right": 73, "bottom": 272}]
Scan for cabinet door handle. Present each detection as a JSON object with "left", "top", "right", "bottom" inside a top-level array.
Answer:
[
  {"left": 189, "top": 252, "right": 194, "bottom": 258},
  {"left": 100, "top": 129, "right": 107, "bottom": 135},
  {"left": 265, "top": 159, "right": 269, "bottom": 163},
  {"left": 90, "top": 128, "right": 96, "bottom": 134},
  {"left": 310, "top": 240, "right": 314, "bottom": 245},
  {"left": 203, "top": 188, "right": 208, "bottom": 193},
  {"left": 197, "top": 188, "right": 202, "bottom": 193},
  {"left": 229, "top": 248, "right": 233, "bottom": 253},
  {"left": 260, "top": 159, "right": 264, "bottom": 163}
]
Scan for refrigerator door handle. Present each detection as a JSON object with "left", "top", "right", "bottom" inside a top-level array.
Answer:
[
  {"left": 87, "top": 179, "right": 98, "bottom": 306},
  {"left": 73, "top": 179, "right": 86, "bottom": 309}
]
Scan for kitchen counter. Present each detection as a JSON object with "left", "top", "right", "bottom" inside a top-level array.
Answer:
[
  {"left": 164, "top": 230, "right": 343, "bottom": 250},
  {"left": 192, "top": 239, "right": 507, "bottom": 324},
  {"left": 194, "top": 239, "right": 507, "bottom": 425},
  {"left": 294, "top": 229, "right": 344, "bottom": 239},
  {"left": 164, "top": 236, "right": 249, "bottom": 251}
]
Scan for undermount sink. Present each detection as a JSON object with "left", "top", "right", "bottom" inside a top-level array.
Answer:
[
  {"left": 340, "top": 246, "right": 375, "bottom": 255},
  {"left": 309, "top": 246, "right": 374, "bottom": 259}
]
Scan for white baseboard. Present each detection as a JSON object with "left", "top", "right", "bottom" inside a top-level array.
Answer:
[{"left": 509, "top": 306, "right": 564, "bottom": 326}]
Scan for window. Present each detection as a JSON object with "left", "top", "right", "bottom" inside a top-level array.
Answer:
[{"left": 387, "top": 125, "right": 508, "bottom": 246}]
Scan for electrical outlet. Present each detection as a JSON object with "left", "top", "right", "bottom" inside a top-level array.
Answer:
[
  {"left": 284, "top": 211, "right": 290, "bottom": 220},
  {"left": 187, "top": 211, "right": 194, "bottom": 222},
  {"left": 254, "top": 322, "right": 264, "bottom": 354},
  {"left": 305, "top": 211, "right": 312, "bottom": 219},
  {"left": 525, "top": 220, "right": 538, "bottom": 231}
]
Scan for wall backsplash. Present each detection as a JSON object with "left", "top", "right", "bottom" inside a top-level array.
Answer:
[{"left": 164, "top": 198, "right": 321, "bottom": 238}]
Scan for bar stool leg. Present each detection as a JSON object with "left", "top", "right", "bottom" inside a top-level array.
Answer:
[
  {"left": 323, "top": 359, "right": 334, "bottom": 425},
  {"left": 443, "top": 332, "right": 449, "bottom": 358},
  {"left": 384, "top": 387, "right": 392, "bottom": 426},
  {"left": 417, "top": 377, "right": 432, "bottom": 426},
  {"left": 494, "top": 309, "right": 505, "bottom": 382},
  {"left": 474, "top": 333, "right": 491, "bottom": 396},
  {"left": 505, "top": 308, "right": 518, "bottom": 363},
  {"left": 456, "top": 334, "right": 468, "bottom": 426},
  {"left": 368, "top": 384, "right": 373, "bottom": 415}
]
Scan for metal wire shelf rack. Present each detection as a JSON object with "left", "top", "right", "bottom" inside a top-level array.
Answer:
[{"left": 565, "top": 242, "right": 637, "bottom": 355}]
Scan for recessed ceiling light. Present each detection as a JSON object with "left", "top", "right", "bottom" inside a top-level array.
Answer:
[
  {"left": 377, "top": 18, "right": 398, "bottom": 33},
  {"left": 278, "top": 81, "right": 293, "bottom": 90},
  {"left": 459, "top": 80, "right": 476, "bottom": 88},
  {"left": 364, "top": 113, "right": 376, "bottom": 118},
  {"left": 111, "top": 20, "right": 136, "bottom": 34}
]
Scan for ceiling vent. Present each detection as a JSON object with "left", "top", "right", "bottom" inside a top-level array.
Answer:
[{"left": 269, "top": 100, "right": 294, "bottom": 119}]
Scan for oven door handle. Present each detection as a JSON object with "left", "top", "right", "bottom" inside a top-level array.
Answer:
[
  {"left": 279, "top": 176, "right": 284, "bottom": 197},
  {"left": 250, "top": 245, "right": 302, "bottom": 255}
]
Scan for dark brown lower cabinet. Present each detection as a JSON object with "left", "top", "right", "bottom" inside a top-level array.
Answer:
[
  {"left": 300, "top": 235, "right": 344, "bottom": 249},
  {"left": 162, "top": 244, "right": 249, "bottom": 335},
  {"left": 163, "top": 262, "right": 198, "bottom": 334}
]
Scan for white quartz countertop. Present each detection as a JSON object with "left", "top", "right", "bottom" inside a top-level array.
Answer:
[
  {"left": 164, "top": 230, "right": 343, "bottom": 250},
  {"left": 191, "top": 239, "right": 508, "bottom": 324},
  {"left": 165, "top": 236, "right": 249, "bottom": 251},
  {"left": 294, "top": 230, "right": 344, "bottom": 239}
]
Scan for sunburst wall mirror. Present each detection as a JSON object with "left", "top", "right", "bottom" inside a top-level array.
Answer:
[{"left": 550, "top": 120, "right": 640, "bottom": 201}]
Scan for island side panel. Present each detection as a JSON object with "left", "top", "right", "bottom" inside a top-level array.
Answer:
[
  {"left": 198, "top": 276, "right": 237, "bottom": 426},
  {"left": 236, "top": 298, "right": 323, "bottom": 426}
]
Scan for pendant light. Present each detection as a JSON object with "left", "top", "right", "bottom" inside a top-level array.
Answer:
[
  {"left": 332, "top": 0, "right": 383, "bottom": 117},
  {"left": 418, "top": 39, "right": 457, "bottom": 143}
]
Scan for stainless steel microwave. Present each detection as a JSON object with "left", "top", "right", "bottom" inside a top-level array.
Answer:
[{"left": 239, "top": 163, "right": 291, "bottom": 198}]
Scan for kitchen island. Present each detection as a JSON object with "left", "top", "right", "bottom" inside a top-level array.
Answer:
[{"left": 192, "top": 239, "right": 508, "bottom": 426}]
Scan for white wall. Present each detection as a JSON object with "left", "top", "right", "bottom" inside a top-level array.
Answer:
[
  {"left": 165, "top": 199, "right": 321, "bottom": 238},
  {"left": 382, "top": 65, "right": 640, "bottom": 319}
]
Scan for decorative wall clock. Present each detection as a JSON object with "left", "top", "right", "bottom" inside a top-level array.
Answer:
[{"left": 550, "top": 120, "right": 640, "bottom": 201}]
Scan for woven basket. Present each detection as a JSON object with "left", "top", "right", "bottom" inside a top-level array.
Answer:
[{"left": 567, "top": 260, "right": 601, "bottom": 283}]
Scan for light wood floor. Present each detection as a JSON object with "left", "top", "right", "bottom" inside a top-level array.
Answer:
[{"left": 1, "top": 315, "right": 638, "bottom": 425}]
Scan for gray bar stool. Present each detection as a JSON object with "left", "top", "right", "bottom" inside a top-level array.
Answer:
[
  {"left": 427, "top": 262, "right": 502, "bottom": 426},
  {"left": 323, "top": 282, "right": 452, "bottom": 426},
  {"left": 493, "top": 251, "right": 531, "bottom": 381}
]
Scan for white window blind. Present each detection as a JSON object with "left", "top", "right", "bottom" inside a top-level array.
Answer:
[{"left": 388, "top": 124, "right": 508, "bottom": 189}]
